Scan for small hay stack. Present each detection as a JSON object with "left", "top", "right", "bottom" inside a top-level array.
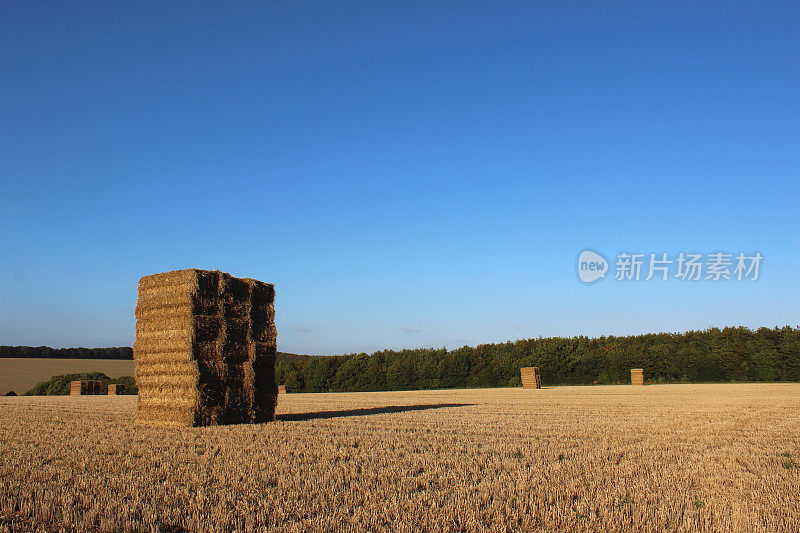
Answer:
[
  {"left": 278, "top": 385, "right": 287, "bottom": 394},
  {"left": 520, "top": 367, "right": 542, "bottom": 389},
  {"left": 70, "top": 380, "right": 100, "bottom": 395},
  {"left": 631, "top": 368, "right": 644, "bottom": 386},
  {"left": 108, "top": 384, "right": 125, "bottom": 395},
  {"left": 134, "top": 269, "right": 278, "bottom": 426}
]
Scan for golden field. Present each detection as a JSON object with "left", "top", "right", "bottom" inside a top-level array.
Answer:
[
  {"left": 0, "top": 359, "right": 135, "bottom": 395},
  {"left": 0, "top": 384, "right": 798, "bottom": 532}
]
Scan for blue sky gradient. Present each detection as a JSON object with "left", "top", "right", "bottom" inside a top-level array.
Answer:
[{"left": 1, "top": 2, "right": 798, "bottom": 354}]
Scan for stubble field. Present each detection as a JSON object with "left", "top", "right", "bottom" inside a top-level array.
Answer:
[{"left": 0, "top": 383, "right": 798, "bottom": 532}]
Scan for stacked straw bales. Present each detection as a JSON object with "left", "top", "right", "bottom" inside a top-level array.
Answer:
[
  {"left": 70, "top": 381, "right": 100, "bottom": 395},
  {"left": 520, "top": 367, "right": 542, "bottom": 389},
  {"left": 107, "top": 384, "right": 125, "bottom": 395},
  {"left": 631, "top": 368, "right": 644, "bottom": 386},
  {"left": 134, "top": 269, "right": 278, "bottom": 426},
  {"left": 278, "top": 385, "right": 287, "bottom": 394}
]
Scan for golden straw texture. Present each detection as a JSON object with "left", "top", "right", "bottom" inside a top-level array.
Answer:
[
  {"left": 70, "top": 380, "right": 100, "bottom": 396},
  {"left": 520, "top": 367, "right": 542, "bottom": 389},
  {"left": 3, "top": 384, "right": 798, "bottom": 531},
  {"left": 134, "top": 269, "right": 277, "bottom": 426}
]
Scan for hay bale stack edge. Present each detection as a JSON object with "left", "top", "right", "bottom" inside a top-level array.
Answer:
[
  {"left": 631, "top": 368, "right": 644, "bottom": 386},
  {"left": 108, "top": 384, "right": 125, "bottom": 395},
  {"left": 520, "top": 367, "right": 541, "bottom": 389},
  {"left": 134, "top": 269, "right": 278, "bottom": 426},
  {"left": 70, "top": 380, "right": 101, "bottom": 395}
]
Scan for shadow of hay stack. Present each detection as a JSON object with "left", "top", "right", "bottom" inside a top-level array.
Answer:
[
  {"left": 134, "top": 269, "right": 278, "bottom": 426},
  {"left": 276, "top": 403, "right": 474, "bottom": 422}
]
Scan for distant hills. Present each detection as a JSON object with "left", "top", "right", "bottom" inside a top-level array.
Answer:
[
  {"left": 276, "top": 352, "right": 322, "bottom": 361},
  {"left": 0, "top": 346, "right": 320, "bottom": 361},
  {"left": 0, "top": 346, "right": 133, "bottom": 359}
]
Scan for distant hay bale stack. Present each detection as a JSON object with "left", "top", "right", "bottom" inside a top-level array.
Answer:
[
  {"left": 134, "top": 269, "right": 278, "bottom": 426},
  {"left": 108, "top": 384, "right": 125, "bottom": 395},
  {"left": 631, "top": 368, "right": 644, "bottom": 386},
  {"left": 278, "top": 385, "right": 287, "bottom": 394},
  {"left": 520, "top": 367, "right": 541, "bottom": 389},
  {"left": 70, "top": 380, "right": 100, "bottom": 395}
]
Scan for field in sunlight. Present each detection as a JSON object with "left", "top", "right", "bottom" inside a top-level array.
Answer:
[
  {"left": 0, "top": 358, "right": 135, "bottom": 396},
  {"left": 1, "top": 383, "right": 798, "bottom": 532}
]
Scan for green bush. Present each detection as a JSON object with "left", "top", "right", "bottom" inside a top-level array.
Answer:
[{"left": 25, "top": 373, "right": 138, "bottom": 395}]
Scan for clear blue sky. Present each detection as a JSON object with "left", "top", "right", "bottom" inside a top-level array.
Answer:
[{"left": 1, "top": 2, "right": 798, "bottom": 355}]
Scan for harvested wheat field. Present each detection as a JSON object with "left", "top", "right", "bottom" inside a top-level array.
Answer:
[{"left": 0, "top": 384, "right": 798, "bottom": 532}]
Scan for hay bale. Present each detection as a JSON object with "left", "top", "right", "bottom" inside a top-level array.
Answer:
[
  {"left": 631, "top": 368, "right": 644, "bottom": 386},
  {"left": 277, "top": 385, "right": 287, "bottom": 394},
  {"left": 108, "top": 384, "right": 125, "bottom": 395},
  {"left": 70, "top": 380, "right": 101, "bottom": 395},
  {"left": 134, "top": 269, "right": 278, "bottom": 426},
  {"left": 520, "top": 367, "right": 541, "bottom": 389}
]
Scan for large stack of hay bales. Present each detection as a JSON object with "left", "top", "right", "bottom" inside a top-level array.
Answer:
[
  {"left": 134, "top": 269, "right": 278, "bottom": 426},
  {"left": 107, "top": 384, "right": 125, "bottom": 395},
  {"left": 520, "top": 367, "right": 542, "bottom": 389},
  {"left": 277, "top": 385, "right": 287, "bottom": 394},
  {"left": 631, "top": 368, "right": 644, "bottom": 386},
  {"left": 70, "top": 380, "right": 100, "bottom": 395}
]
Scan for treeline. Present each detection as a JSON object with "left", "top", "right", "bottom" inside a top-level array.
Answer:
[
  {"left": 276, "top": 326, "right": 800, "bottom": 393},
  {"left": 0, "top": 346, "right": 309, "bottom": 361},
  {"left": 25, "top": 373, "right": 137, "bottom": 395},
  {"left": 0, "top": 346, "right": 133, "bottom": 359}
]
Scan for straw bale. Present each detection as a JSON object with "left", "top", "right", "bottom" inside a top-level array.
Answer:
[
  {"left": 520, "top": 367, "right": 542, "bottom": 389},
  {"left": 108, "top": 384, "right": 125, "bottom": 395},
  {"left": 631, "top": 368, "right": 644, "bottom": 386},
  {"left": 134, "top": 269, "right": 278, "bottom": 426},
  {"left": 70, "top": 380, "right": 100, "bottom": 395},
  {"left": 278, "top": 385, "right": 287, "bottom": 394}
]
